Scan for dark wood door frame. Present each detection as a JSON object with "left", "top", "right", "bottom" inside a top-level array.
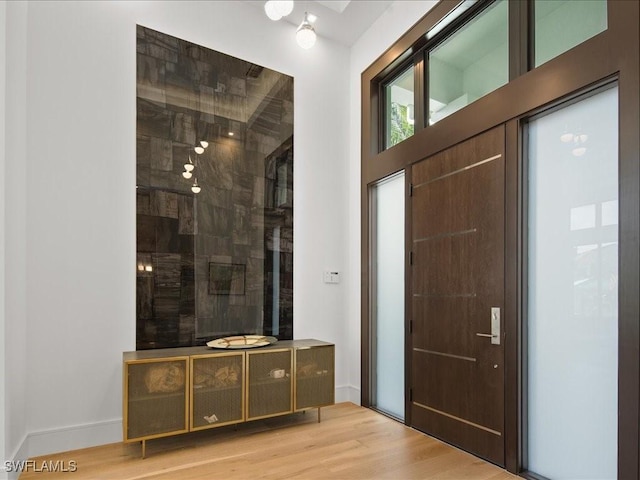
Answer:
[{"left": 361, "top": 1, "right": 639, "bottom": 476}]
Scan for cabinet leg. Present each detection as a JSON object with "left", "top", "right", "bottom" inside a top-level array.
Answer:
[
  {"left": 318, "top": 407, "right": 321, "bottom": 423},
  {"left": 141, "top": 439, "right": 146, "bottom": 459}
]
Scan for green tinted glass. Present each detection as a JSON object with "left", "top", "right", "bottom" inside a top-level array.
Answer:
[
  {"left": 535, "top": 0, "right": 607, "bottom": 67},
  {"left": 385, "top": 67, "right": 415, "bottom": 149},
  {"left": 428, "top": 0, "right": 508, "bottom": 125}
]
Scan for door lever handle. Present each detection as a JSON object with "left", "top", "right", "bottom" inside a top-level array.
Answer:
[{"left": 477, "top": 307, "right": 501, "bottom": 345}]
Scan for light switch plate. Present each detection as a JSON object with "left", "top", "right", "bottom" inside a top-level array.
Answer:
[{"left": 323, "top": 271, "right": 340, "bottom": 284}]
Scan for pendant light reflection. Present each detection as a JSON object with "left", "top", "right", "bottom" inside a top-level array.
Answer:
[
  {"left": 191, "top": 178, "right": 201, "bottom": 194},
  {"left": 560, "top": 132, "right": 574, "bottom": 143},
  {"left": 183, "top": 142, "right": 207, "bottom": 192},
  {"left": 296, "top": 12, "right": 317, "bottom": 49},
  {"left": 184, "top": 155, "right": 195, "bottom": 172},
  {"left": 560, "top": 127, "right": 589, "bottom": 157},
  {"left": 572, "top": 147, "right": 587, "bottom": 157}
]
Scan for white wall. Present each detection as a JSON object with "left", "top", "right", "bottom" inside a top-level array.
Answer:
[
  {"left": 1, "top": 2, "right": 6, "bottom": 476},
  {"left": 4, "top": 0, "right": 29, "bottom": 472},
  {"left": 2, "top": 0, "right": 437, "bottom": 460},
  {"left": 346, "top": 1, "right": 438, "bottom": 403},
  {"left": 4, "top": 0, "right": 350, "bottom": 458}
]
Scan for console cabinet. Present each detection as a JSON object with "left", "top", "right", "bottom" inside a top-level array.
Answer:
[{"left": 123, "top": 340, "right": 334, "bottom": 457}]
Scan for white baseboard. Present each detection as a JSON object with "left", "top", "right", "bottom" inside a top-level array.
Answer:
[
  {"left": 4, "top": 420, "right": 120, "bottom": 478},
  {"left": 12, "top": 419, "right": 122, "bottom": 461},
  {"left": 5, "top": 386, "right": 361, "bottom": 466},
  {"left": 335, "top": 385, "right": 360, "bottom": 405},
  {"left": 5, "top": 433, "right": 28, "bottom": 480}
]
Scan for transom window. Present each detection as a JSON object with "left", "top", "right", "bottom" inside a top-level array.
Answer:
[
  {"left": 384, "top": 66, "right": 415, "bottom": 149},
  {"left": 380, "top": 0, "right": 610, "bottom": 150}
]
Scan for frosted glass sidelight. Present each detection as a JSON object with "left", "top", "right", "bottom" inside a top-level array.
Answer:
[
  {"left": 527, "top": 86, "right": 618, "bottom": 479},
  {"left": 373, "top": 173, "right": 405, "bottom": 420}
]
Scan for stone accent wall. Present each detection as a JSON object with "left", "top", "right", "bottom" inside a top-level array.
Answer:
[{"left": 136, "top": 26, "right": 293, "bottom": 349}]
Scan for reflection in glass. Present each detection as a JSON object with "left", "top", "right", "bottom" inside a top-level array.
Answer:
[
  {"left": 385, "top": 67, "right": 414, "bottom": 149},
  {"left": 428, "top": 0, "right": 508, "bottom": 125},
  {"left": 136, "top": 26, "right": 294, "bottom": 349},
  {"left": 535, "top": 0, "right": 607, "bottom": 67},
  {"left": 527, "top": 86, "right": 618, "bottom": 479},
  {"left": 569, "top": 204, "right": 595, "bottom": 231}
]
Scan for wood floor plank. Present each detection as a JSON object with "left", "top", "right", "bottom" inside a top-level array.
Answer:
[{"left": 19, "top": 403, "right": 517, "bottom": 480}]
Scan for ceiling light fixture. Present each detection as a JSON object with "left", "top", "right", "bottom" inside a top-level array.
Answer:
[
  {"left": 191, "top": 178, "right": 201, "bottom": 194},
  {"left": 296, "top": 12, "right": 317, "bottom": 49},
  {"left": 264, "top": 1, "right": 294, "bottom": 21},
  {"left": 194, "top": 145, "right": 205, "bottom": 154}
]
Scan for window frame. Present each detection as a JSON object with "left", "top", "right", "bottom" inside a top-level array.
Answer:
[
  {"left": 361, "top": 0, "right": 639, "bottom": 477},
  {"left": 380, "top": 63, "right": 417, "bottom": 150}
]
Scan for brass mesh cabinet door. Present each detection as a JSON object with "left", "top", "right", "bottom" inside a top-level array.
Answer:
[
  {"left": 190, "top": 352, "right": 244, "bottom": 430},
  {"left": 247, "top": 349, "right": 293, "bottom": 420},
  {"left": 295, "top": 345, "right": 335, "bottom": 410},
  {"left": 124, "top": 357, "right": 189, "bottom": 441}
]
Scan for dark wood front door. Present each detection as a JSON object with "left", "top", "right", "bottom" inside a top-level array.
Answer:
[{"left": 410, "top": 126, "right": 505, "bottom": 466}]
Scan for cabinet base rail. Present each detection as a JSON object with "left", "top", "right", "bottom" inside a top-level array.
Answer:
[{"left": 133, "top": 407, "right": 323, "bottom": 459}]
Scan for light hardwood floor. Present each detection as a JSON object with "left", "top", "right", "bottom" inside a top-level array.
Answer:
[{"left": 19, "top": 403, "right": 517, "bottom": 480}]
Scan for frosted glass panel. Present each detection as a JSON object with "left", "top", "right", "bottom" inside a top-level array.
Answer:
[
  {"left": 373, "top": 173, "right": 405, "bottom": 419},
  {"left": 528, "top": 87, "right": 618, "bottom": 479}
]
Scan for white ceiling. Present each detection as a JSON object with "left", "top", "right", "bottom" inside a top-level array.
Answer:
[
  {"left": 246, "top": 0, "right": 395, "bottom": 47},
  {"left": 315, "top": 0, "right": 351, "bottom": 13}
]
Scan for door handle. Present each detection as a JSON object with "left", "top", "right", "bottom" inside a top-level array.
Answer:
[{"left": 476, "top": 307, "right": 501, "bottom": 345}]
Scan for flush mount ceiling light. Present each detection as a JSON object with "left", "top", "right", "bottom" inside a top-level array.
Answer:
[
  {"left": 264, "top": 1, "right": 294, "bottom": 21},
  {"left": 296, "top": 12, "right": 317, "bottom": 49}
]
